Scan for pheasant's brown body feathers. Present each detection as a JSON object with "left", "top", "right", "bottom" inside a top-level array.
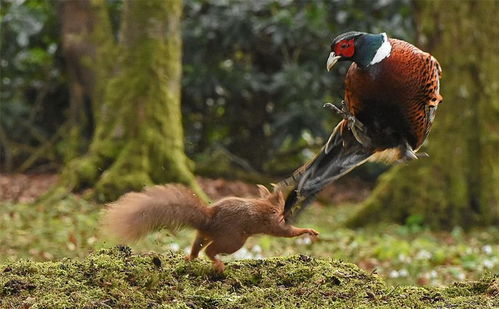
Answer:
[{"left": 345, "top": 39, "right": 442, "bottom": 152}]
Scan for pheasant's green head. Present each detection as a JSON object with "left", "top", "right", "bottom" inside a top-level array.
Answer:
[{"left": 327, "top": 31, "right": 392, "bottom": 70}]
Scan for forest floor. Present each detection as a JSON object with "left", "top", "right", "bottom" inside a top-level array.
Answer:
[
  {"left": 0, "top": 173, "right": 498, "bottom": 307},
  {"left": 1, "top": 247, "right": 497, "bottom": 308}
]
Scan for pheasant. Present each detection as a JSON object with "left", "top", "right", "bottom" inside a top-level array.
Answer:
[{"left": 282, "top": 31, "right": 442, "bottom": 219}]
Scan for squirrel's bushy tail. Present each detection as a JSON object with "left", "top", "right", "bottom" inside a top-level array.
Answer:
[{"left": 102, "top": 184, "right": 210, "bottom": 242}]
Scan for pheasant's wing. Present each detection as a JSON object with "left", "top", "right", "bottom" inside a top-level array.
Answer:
[{"left": 410, "top": 53, "right": 443, "bottom": 150}]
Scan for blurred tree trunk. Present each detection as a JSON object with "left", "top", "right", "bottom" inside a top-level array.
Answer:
[
  {"left": 58, "top": 0, "right": 206, "bottom": 201},
  {"left": 57, "top": 0, "right": 115, "bottom": 161},
  {"left": 347, "top": 0, "right": 499, "bottom": 229}
]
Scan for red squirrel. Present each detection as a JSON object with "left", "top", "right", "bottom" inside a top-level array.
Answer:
[{"left": 102, "top": 184, "right": 319, "bottom": 272}]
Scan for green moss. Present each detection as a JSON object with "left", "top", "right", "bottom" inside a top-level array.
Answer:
[{"left": 0, "top": 248, "right": 495, "bottom": 308}]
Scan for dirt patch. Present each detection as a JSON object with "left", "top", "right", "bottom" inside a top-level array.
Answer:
[
  {"left": 0, "top": 173, "right": 59, "bottom": 203},
  {"left": 0, "top": 173, "right": 372, "bottom": 205}
]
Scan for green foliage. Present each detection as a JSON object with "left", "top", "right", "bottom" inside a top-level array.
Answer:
[
  {"left": 181, "top": 0, "right": 414, "bottom": 173},
  {"left": 0, "top": 0, "right": 67, "bottom": 170},
  {"left": 0, "top": 248, "right": 497, "bottom": 308}
]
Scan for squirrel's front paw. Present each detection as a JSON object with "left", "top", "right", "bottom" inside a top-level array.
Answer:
[{"left": 306, "top": 229, "right": 319, "bottom": 238}]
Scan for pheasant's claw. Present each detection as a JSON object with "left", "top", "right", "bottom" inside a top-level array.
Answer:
[
  {"left": 351, "top": 127, "right": 372, "bottom": 147},
  {"left": 324, "top": 102, "right": 372, "bottom": 147},
  {"left": 416, "top": 152, "right": 429, "bottom": 158},
  {"left": 323, "top": 102, "right": 347, "bottom": 118},
  {"left": 398, "top": 143, "right": 429, "bottom": 162},
  {"left": 324, "top": 102, "right": 364, "bottom": 129}
]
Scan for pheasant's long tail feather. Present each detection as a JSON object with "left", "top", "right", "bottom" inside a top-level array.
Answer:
[{"left": 283, "top": 121, "right": 374, "bottom": 220}]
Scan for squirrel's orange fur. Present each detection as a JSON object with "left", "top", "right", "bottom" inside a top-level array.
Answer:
[{"left": 102, "top": 184, "right": 319, "bottom": 272}]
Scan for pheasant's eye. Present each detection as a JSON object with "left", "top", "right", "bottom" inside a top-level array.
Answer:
[{"left": 335, "top": 39, "right": 355, "bottom": 57}]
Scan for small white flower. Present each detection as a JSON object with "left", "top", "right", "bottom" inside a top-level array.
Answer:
[
  {"left": 416, "top": 250, "right": 432, "bottom": 260},
  {"left": 302, "top": 237, "right": 312, "bottom": 245},
  {"left": 455, "top": 272, "right": 466, "bottom": 281},
  {"left": 398, "top": 254, "right": 410, "bottom": 263},
  {"left": 399, "top": 269, "right": 409, "bottom": 277},
  {"left": 482, "top": 245, "right": 492, "bottom": 255},
  {"left": 233, "top": 247, "right": 252, "bottom": 259},
  {"left": 483, "top": 259, "right": 495, "bottom": 269},
  {"left": 389, "top": 270, "right": 399, "bottom": 278},
  {"left": 169, "top": 243, "right": 180, "bottom": 252},
  {"left": 252, "top": 245, "right": 262, "bottom": 253},
  {"left": 296, "top": 237, "right": 312, "bottom": 245},
  {"left": 430, "top": 270, "right": 438, "bottom": 278}
]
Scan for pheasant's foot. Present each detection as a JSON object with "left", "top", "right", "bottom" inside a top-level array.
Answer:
[
  {"left": 416, "top": 152, "right": 429, "bottom": 158},
  {"left": 398, "top": 143, "right": 429, "bottom": 162},
  {"left": 324, "top": 102, "right": 351, "bottom": 121},
  {"left": 324, "top": 102, "right": 372, "bottom": 147},
  {"left": 351, "top": 126, "right": 372, "bottom": 147}
]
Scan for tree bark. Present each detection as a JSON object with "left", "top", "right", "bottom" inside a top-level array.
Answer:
[
  {"left": 59, "top": 0, "right": 206, "bottom": 201},
  {"left": 57, "top": 0, "right": 115, "bottom": 161},
  {"left": 347, "top": 0, "right": 499, "bottom": 229}
]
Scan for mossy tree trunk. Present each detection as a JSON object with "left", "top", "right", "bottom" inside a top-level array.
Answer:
[
  {"left": 58, "top": 0, "right": 205, "bottom": 202},
  {"left": 347, "top": 0, "right": 499, "bottom": 229},
  {"left": 57, "top": 0, "right": 115, "bottom": 161}
]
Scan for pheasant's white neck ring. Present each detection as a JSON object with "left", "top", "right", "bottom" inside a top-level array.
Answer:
[{"left": 369, "top": 33, "right": 392, "bottom": 65}]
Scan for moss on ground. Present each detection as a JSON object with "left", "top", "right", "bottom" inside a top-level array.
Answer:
[{"left": 0, "top": 247, "right": 496, "bottom": 308}]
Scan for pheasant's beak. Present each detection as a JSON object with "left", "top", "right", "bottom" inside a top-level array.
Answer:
[{"left": 326, "top": 52, "right": 341, "bottom": 71}]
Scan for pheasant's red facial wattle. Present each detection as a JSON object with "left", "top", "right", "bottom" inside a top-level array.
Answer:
[{"left": 334, "top": 39, "right": 355, "bottom": 58}]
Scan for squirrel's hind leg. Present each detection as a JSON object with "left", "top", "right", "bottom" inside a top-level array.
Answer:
[
  {"left": 186, "top": 233, "right": 211, "bottom": 261},
  {"left": 205, "top": 235, "right": 247, "bottom": 273}
]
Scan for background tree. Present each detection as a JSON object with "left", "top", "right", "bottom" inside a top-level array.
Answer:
[
  {"left": 348, "top": 0, "right": 499, "bottom": 229},
  {"left": 57, "top": 0, "right": 114, "bottom": 162},
  {"left": 59, "top": 0, "right": 205, "bottom": 201}
]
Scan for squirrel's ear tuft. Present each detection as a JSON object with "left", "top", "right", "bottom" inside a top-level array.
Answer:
[
  {"left": 257, "top": 184, "right": 271, "bottom": 198},
  {"left": 267, "top": 190, "right": 285, "bottom": 208}
]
